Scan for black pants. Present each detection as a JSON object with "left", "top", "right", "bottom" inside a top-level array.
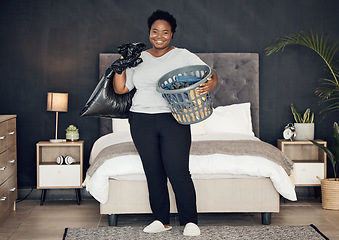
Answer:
[{"left": 129, "top": 112, "right": 198, "bottom": 225}]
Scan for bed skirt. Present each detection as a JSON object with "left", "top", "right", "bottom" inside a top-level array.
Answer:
[{"left": 100, "top": 177, "right": 279, "bottom": 225}]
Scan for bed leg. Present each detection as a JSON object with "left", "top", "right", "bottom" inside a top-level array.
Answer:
[
  {"left": 261, "top": 212, "right": 271, "bottom": 225},
  {"left": 108, "top": 214, "right": 118, "bottom": 226}
]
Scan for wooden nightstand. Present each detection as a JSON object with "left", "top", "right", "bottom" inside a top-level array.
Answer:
[
  {"left": 36, "top": 141, "right": 84, "bottom": 205},
  {"left": 277, "top": 139, "right": 327, "bottom": 186}
]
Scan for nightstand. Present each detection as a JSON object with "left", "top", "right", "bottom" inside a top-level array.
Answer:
[
  {"left": 277, "top": 139, "right": 327, "bottom": 186},
  {"left": 36, "top": 141, "right": 84, "bottom": 205}
]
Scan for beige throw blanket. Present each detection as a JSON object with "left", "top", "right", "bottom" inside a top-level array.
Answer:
[{"left": 86, "top": 140, "right": 294, "bottom": 178}]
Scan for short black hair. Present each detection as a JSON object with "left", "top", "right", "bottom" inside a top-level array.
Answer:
[{"left": 147, "top": 10, "right": 177, "bottom": 37}]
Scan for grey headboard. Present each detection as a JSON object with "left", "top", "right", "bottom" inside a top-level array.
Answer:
[{"left": 99, "top": 53, "right": 259, "bottom": 137}]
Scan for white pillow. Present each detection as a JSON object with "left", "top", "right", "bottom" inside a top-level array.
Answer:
[
  {"left": 204, "top": 102, "right": 254, "bottom": 136},
  {"left": 112, "top": 118, "right": 130, "bottom": 133},
  {"left": 190, "top": 121, "right": 207, "bottom": 135}
]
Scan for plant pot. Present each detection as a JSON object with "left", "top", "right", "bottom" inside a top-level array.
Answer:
[
  {"left": 294, "top": 123, "right": 314, "bottom": 140},
  {"left": 66, "top": 131, "right": 79, "bottom": 141},
  {"left": 318, "top": 177, "right": 339, "bottom": 210}
]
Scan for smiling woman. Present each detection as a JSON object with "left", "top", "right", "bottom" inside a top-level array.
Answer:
[{"left": 112, "top": 9, "right": 218, "bottom": 237}]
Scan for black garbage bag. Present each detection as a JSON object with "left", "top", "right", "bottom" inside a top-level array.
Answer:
[{"left": 80, "top": 42, "right": 146, "bottom": 118}]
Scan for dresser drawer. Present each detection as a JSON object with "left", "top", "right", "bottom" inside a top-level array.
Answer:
[
  {"left": 0, "top": 146, "right": 17, "bottom": 184},
  {"left": 7, "top": 145, "right": 17, "bottom": 176},
  {"left": 0, "top": 174, "right": 17, "bottom": 219},
  {"left": 0, "top": 120, "right": 7, "bottom": 153},
  {"left": 7, "top": 118, "right": 16, "bottom": 149},
  {"left": 0, "top": 176, "right": 10, "bottom": 217},
  {"left": 7, "top": 174, "right": 17, "bottom": 211},
  {"left": 0, "top": 151, "right": 8, "bottom": 184}
]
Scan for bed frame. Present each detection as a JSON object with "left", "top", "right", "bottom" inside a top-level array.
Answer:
[{"left": 98, "top": 52, "right": 279, "bottom": 226}]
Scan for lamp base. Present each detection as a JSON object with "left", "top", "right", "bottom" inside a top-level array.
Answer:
[{"left": 49, "top": 139, "right": 66, "bottom": 143}]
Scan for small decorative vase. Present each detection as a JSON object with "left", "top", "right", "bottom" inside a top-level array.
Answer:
[
  {"left": 66, "top": 131, "right": 79, "bottom": 141},
  {"left": 294, "top": 123, "right": 315, "bottom": 140}
]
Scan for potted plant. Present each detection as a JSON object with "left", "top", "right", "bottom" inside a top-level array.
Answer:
[
  {"left": 266, "top": 31, "right": 339, "bottom": 115},
  {"left": 65, "top": 125, "right": 79, "bottom": 141},
  {"left": 311, "top": 122, "right": 339, "bottom": 210},
  {"left": 291, "top": 103, "right": 315, "bottom": 140}
]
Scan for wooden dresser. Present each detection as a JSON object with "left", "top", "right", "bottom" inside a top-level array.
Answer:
[{"left": 0, "top": 115, "right": 17, "bottom": 221}]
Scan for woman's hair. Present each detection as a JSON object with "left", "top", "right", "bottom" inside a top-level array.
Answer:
[{"left": 147, "top": 10, "right": 177, "bottom": 38}]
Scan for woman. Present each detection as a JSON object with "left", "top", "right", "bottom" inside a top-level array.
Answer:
[{"left": 113, "top": 10, "right": 218, "bottom": 236}]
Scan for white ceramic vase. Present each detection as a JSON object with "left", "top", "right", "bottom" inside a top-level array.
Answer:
[{"left": 294, "top": 123, "right": 315, "bottom": 140}]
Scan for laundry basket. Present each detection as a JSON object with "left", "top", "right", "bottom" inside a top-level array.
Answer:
[{"left": 156, "top": 65, "right": 213, "bottom": 125}]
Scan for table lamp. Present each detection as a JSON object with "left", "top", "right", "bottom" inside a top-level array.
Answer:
[{"left": 47, "top": 92, "right": 68, "bottom": 143}]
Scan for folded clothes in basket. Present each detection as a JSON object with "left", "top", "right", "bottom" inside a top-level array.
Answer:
[{"left": 162, "top": 76, "right": 201, "bottom": 90}]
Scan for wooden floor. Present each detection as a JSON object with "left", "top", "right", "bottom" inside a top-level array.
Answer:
[{"left": 1, "top": 198, "right": 339, "bottom": 239}]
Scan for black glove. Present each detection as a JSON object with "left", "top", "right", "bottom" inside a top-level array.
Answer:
[
  {"left": 108, "top": 55, "right": 141, "bottom": 74},
  {"left": 108, "top": 42, "right": 146, "bottom": 74},
  {"left": 118, "top": 42, "right": 146, "bottom": 59}
]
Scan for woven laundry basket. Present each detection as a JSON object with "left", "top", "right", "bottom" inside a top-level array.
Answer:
[
  {"left": 156, "top": 65, "right": 213, "bottom": 125},
  {"left": 318, "top": 177, "right": 339, "bottom": 210}
]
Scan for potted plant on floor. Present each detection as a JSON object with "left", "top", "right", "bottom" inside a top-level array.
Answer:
[
  {"left": 291, "top": 103, "right": 315, "bottom": 140},
  {"left": 311, "top": 122, "right": 339, "bottom": 210}
]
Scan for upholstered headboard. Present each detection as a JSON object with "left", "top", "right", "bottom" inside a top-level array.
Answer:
[{"left": 99, "top": 53, "right": 259, "bottom": 137}]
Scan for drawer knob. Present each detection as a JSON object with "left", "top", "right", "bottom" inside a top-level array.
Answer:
[
  {"left": 0, "top": 197, "right": 7, "bottom": 201},
  {"left": 9, "top": 160, "right": 16, "bottom": 164},
  {"left": 0, "top": 167, "right": 6, "bottom": 171},
  {"left": 9, "top": 131, "right": 15, "bottom": 135},
  {"left": 0, "top": 136, "right": 5, "bottom": 140},
  {"left": 10, "top": 188, "right": 16, "bottom": 192}
]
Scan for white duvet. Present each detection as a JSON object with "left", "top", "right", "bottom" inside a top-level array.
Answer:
[{"left": 85, "top": 132, "right": 297, "bottom": 204}]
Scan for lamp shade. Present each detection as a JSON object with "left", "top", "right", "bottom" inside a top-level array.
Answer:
[{"left": 47, "top": 92, "right": 68, "bottom": 112}]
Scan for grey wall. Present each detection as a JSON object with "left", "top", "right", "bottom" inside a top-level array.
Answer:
[{"left": 0, "top": 0, "right": 338, "bottom": 189}]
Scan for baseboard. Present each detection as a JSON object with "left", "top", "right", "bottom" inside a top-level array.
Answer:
[
  {"left": 295, "top": 186, "right": 321, "bottom": 198},
  {"left": 18, "top": 188, "right": 94, "bottom": 201}
]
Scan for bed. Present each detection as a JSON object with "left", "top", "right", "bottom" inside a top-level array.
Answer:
[{"left": 84, "top": 53, "right": 297, "bottom": 226}]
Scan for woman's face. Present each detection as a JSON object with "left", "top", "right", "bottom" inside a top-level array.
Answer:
[{"left": 149, "top": 20, "right": 173, "bottom": 50}]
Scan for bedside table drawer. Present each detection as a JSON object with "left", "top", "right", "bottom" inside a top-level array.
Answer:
[
  {"left": 294, "top": 162, "right": 324, "bottom": 185},
  {"left": 39, "top": 165, "right": 81, "bottom": 188}
]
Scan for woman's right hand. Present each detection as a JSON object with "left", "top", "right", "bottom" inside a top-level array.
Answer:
[
  {"left": 113, "top": 69, "right": 129, "bottom": 94},
  {"left": 111, "top": 55, "right": 142, "bottom": 74}
]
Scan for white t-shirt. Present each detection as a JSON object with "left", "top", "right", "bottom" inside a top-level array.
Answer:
[{"left": 125, "top": 47, "right": 207, "bottom": 114}]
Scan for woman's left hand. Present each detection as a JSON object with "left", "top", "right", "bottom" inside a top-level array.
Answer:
[{"left": 197, "top": 70, "right": 218, "bottom": 95}]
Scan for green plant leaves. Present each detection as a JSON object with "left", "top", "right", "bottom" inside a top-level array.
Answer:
[
  {"left": 311, "top": 139, "right": 336, "bottom": 180},
  {"left": 334, "top": 122, "right": 339, "bottom": 166},
  {"left": 291, "top": 104, "right": 301, "bottom": 123},
  {"left": 291, "top": 104, "right": 314, "bottom": 123},
  {"left": 266, "top": 31, "right": 339, "bottom": 115},
  {"left": 310, "top": 122, "right": 339, "bottom": 180}
]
